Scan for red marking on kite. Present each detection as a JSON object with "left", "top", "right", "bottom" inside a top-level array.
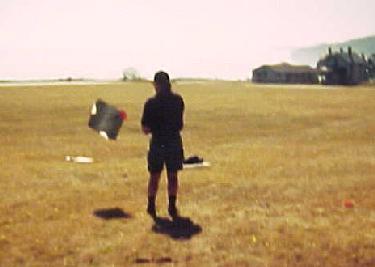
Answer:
[{"left": 119, "top": 110, "right": 127, "bottom": 121}]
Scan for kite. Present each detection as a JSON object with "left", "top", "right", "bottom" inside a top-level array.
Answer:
[{"left": 88, "top": 99, "right": 127, "bottom": 140}]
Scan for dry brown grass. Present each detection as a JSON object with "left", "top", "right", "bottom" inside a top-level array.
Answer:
[{"left": 0, "top": 81, "right": 375, "bottom": 266}]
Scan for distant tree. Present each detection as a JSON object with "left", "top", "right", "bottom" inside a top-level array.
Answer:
[{"left": 122, "top": 68, "right": 141, "bottom": 81}]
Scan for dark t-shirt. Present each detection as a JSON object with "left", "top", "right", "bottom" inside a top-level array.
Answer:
[{"left": 141, "top": 91, "right": 184, "bottom": 144}]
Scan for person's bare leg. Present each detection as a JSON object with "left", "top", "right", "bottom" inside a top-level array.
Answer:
[
  {"left": 147, "top": 172, "right": 161, "bottom": 218},
  {"left": 167, "top": 171, "right": 178, "bottom": 219}
]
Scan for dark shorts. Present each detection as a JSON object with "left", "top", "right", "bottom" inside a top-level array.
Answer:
[{"left": 148, "top": 137, "right": 184, "bottom": 173}]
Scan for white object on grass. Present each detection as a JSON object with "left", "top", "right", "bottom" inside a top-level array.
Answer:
[
  {"left": 65, "top": 156, "right": 94, "bottom": 163},
  {"left": 183, "top": 162, "right": 211, "bottom": 169}
]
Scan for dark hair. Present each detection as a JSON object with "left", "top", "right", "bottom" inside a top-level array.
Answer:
[{"left": 154, "top": 71, "right": 171, "bottom": 93}]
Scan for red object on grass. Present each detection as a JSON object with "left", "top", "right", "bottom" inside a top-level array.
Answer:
[
  {"left": 343, "top": 199, "right": 355, "bottom": 208},
  {"left": 119, "top": 110, "right": 127, "bottom": 121}
]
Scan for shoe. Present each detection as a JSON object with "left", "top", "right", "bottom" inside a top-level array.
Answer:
[
  {"left": 168, "top": 205, "right": 178, "bottom": 219},
  {"left": 147, "top": 205, "right": 156, "bottom": 219}
]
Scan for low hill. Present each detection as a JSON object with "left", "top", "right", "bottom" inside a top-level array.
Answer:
[{"left": 291, "top": 35, "right": 375, "bottom": 67}]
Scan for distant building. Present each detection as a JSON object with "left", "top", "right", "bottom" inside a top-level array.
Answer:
[
  {"left": 317, "top": 47, "right": 369, "bottom": 85},
  {"left": 252, "top": 63, "right": 318, "bottom": 84}
]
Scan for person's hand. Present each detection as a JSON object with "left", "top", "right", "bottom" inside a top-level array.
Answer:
[{"left": 142, "top": 126, "right": 151, "bottom": 135}]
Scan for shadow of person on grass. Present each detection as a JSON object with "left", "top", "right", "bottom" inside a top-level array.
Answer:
[
  {"left": 93, "top": 207, "right": 131, "bottom": 220},
  {"left": 152, "top": 216, "right": 202, "bottom": 240}
]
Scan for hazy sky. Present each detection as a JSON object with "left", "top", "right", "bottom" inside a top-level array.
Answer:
[{"left": 1, "top": 0, "right": 375, "bottom": 80}]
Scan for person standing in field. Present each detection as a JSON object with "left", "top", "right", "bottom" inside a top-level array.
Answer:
[{"left": 141, "top": 71, "right": 185, "bottom": 220}]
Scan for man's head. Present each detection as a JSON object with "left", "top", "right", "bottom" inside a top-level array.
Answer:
[{"left": 153, "top": 71, "right": 171, "bottom": 94}]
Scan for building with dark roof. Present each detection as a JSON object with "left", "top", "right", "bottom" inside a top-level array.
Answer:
[
  {"left": 252, "top": 63, "right": 318, "bottom": 84},
  {"left": 317, "top": 47, "right": 369, "bottom": 85}
]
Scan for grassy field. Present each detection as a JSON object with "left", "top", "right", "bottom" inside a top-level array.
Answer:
[{"left": 0, "top": 81, "right": 375, "bottom": 266}]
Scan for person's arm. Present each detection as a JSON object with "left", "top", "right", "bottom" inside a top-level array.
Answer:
[
  {"left": 178, "top": 97, "right": 184, "bottom": 131},
  {"left": 141, "top": 100, "right": 152, "bottom": 135}
]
